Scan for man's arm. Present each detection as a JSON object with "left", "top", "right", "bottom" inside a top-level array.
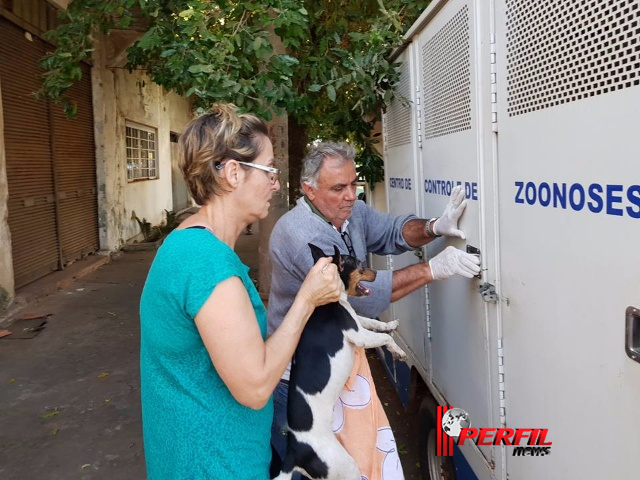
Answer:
[
  {"left": 401, "top": 219, "right": 435, "bottom": 248},
  {"left": 390, "top": 246, "right": 481, "bottom": 302},
  {"left": 390, "top": 262, "right": 433, "bottom": 302}
]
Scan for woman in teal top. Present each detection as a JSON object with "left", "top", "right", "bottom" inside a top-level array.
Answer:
[{"left": 140, "top": 104, "right": 341, "bottom": 480}]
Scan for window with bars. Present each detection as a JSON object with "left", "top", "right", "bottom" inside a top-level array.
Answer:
[{"left": 126, "top": 122, "right": 158, "bottom": 181}]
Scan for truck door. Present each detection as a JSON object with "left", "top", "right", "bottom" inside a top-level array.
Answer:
[
  {"left": 494, "top": 0, "right": 640, "bottom": 477},
  {"left": 415, "top": 0, "right": 501, "bottom": 473},
  {"left": 381, "top": 47, "right": 430, "bottom": 372}
]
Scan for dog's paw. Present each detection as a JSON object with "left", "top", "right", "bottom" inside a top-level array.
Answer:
[
  {"left": 389, "top": 344, "right": 407, "bottom": 361},
  {"left": 386, "top": 320, "right": 399, "bottom": 331}
]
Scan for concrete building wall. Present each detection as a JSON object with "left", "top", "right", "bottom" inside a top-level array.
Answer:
[
  {"left": 92, "top": 34, "right": 192, "bottom": 249},
  {"left": 165, "top": 88, "right": 194, "bottom": 212},
  {"left": 165, "top": 90, "right": 194, "bottom": 139},
  {"left": 0, "top": 80, "right": 15, "bottom": 310},
  {"left": 117, "top": 71, "right": 173, "bottom": 242},
  {"left": 93, "top": 34, "right": 122, "bottom": 252}
]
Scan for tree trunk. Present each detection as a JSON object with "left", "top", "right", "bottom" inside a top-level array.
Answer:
[
  {"left": 287, "top": 116, "right": 308, "bottom": 207},
  {"left": 258, "top": 114, "right": 289, "bottom": 300},
  {"left": 258, "top": 23, "right": 291, "bottom": 300}
]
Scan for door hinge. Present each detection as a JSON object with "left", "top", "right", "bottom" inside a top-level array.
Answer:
[
  {"left": 424, "top": 282, "right": 432, "bottom": 340},
  {"left": 416, "top": 84, "right": 423, "bottom": 150},
  {"left": 490, "top": 33, "right": 498, "bottom": 133},
  {"left": 497, "top": 338, "right": 506, "bottom": 426}
]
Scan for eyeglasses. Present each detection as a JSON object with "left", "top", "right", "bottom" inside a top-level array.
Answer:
[
  {"left": 216, "top": 160, "right": 280, "bottom": 185},
  {"left": 341, "top": 230, "right": 356, "bottom": 257}
]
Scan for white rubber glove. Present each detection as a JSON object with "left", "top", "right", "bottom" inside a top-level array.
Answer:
[
  {"left": 428, "top": 246, "right": 481, "bottom": 280},
  {"left": 432, "top": 185, "right": 467, "bottom": 239}
]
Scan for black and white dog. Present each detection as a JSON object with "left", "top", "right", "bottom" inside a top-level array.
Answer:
[{"left": 274, "top": 244, "right": 406, "bottom": 480}]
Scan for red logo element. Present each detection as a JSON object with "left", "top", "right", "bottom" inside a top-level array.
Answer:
[
  {"left": 436, "top": 406, "right": 552, "bottom": 457},
  {"left": 436, "top": 406, "right": 454, "bottom": 456}
]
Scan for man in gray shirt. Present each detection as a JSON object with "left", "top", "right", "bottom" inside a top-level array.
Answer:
[{"left": 268, "top": 141, "right": 480, "bottom": 477}]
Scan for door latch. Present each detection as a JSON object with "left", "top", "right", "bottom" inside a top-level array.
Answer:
[
  {"left": 466, "top": 245, "right": 482, "bottom": 279},
  {"left": 479, "top": 282, "right": 498, "bottom": 303}
]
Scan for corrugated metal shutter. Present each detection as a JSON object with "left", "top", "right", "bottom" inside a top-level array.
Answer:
[
  {"left": 0, "top": 17, "right": 99, "bottom": 287},
  {"left": 0, "top": 18, "right": 59, "bottom": 287},
  {"left": 50, "top": 62, "right": 99, "bottom": 263}
]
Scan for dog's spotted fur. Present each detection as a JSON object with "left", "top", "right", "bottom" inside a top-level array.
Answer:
[{"left": 274, "top": 244, "right": 406, "bottom": 480}]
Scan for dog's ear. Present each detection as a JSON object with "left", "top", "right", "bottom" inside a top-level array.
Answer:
[
  {"left": 333, "top": 245, "right": 344, "bottom": 271},
  {"left": 308, "top": 243, "right": 327, "bottom": 263}
]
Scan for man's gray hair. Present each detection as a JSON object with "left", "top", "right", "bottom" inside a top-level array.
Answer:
[{"left": 301, "top": 141, "right": 356, "bottom": 189}]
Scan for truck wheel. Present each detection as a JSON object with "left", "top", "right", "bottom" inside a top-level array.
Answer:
[{"left": 419, "top": 397, "right": 456, "bottom": 480}]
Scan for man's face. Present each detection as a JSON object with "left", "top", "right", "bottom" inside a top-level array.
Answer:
[{"left": 303, "top": 156, "right": 358, "bottom": 229}]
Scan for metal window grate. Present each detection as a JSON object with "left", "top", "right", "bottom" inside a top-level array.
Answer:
[
  {"left": 385, "top": 61, "right": 412, "bottom": 148},
  {"left": 506, "top": 0, "right": 640, "bottom": 116},
  {"left": 422, "top": 5, "right": 471, "bottom": 139},
  {"left": 126, "top": 123, "right": 158, "bottom": 181}
]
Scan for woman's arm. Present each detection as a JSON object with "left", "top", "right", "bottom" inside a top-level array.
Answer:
[{"left": 195, "top": 257, "right": 340, "bottom": 410}]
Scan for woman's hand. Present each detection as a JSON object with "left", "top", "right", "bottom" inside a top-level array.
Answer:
[{"left": 297, "top": 256, "right": 342, "bottom": 308}]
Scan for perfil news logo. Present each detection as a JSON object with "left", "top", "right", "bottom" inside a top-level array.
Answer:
[{"left": 436, "top": 407, "right": 552, "bottom": 457}]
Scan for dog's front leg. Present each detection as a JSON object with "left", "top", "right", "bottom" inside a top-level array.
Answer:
[
  {"left": 357, "top": 315, "right": 399, "bottom": 332},
  {"left": 344, "top": 329, "right": 407, "bottom": 360}
]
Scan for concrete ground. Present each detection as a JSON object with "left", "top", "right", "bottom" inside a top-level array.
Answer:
[{"left": 0, "top": 222, "right": 419, "bottom": 480}]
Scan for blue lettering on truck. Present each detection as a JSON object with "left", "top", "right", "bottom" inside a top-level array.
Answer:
[
  {"left": 423, "top": 179, "right": 478, "bottom": 200},
  {"left": 515, "top": 181, "right": 640, "bottom": 218}
]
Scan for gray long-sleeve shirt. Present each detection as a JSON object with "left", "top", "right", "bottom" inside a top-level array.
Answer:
[{"left": 267, "top": 197, "right": 417, "bottom": 340}]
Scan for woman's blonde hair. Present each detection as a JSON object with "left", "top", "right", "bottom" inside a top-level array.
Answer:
[{"left": 178, "top": 104, "right": 268, "bottom": 205}]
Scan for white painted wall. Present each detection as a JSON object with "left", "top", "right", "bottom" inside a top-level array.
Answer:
[{"left": 92, "top": 34, "right": 192, "bottom": 249}]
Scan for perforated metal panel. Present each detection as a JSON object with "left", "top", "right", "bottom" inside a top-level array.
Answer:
[
  {"left": 506, "top": 0, "right": 640, "bottom": 116},
  {"left": 422, "top": 5, "right": 471, "bottom": 139},
  {"left": 385, "top": 62, "right": 412, "bottom": 148}
]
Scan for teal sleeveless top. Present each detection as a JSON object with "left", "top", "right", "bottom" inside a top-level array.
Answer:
[{"left": 140, "top": 228, "right": 271, "bottom": 479}]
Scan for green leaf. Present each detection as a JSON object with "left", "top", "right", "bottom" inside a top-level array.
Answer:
[
  {"left": 326, "top": 85, "right": 336, "bottom": 102},
  {"left": 63, "top": 100, "right": 77, "bottom": 118},
  {"left": 40, "top": 409, "right": 62, "bottom": 420},
  {"left": 135, "top": 27, "right": 158, "bottom": 50},
  {"left": 308, "top": 84, "right": 322, "bottom": 92},
  {"left": 188, "top": 64, "right": 215, "bottom": 74},
  {"left": 279, "top": 55, "right": 299, "bottom": 66}
]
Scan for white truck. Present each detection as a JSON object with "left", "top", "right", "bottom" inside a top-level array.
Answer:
[{"left": 372, "top": 0, "right": 640, "bottom": 479}]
